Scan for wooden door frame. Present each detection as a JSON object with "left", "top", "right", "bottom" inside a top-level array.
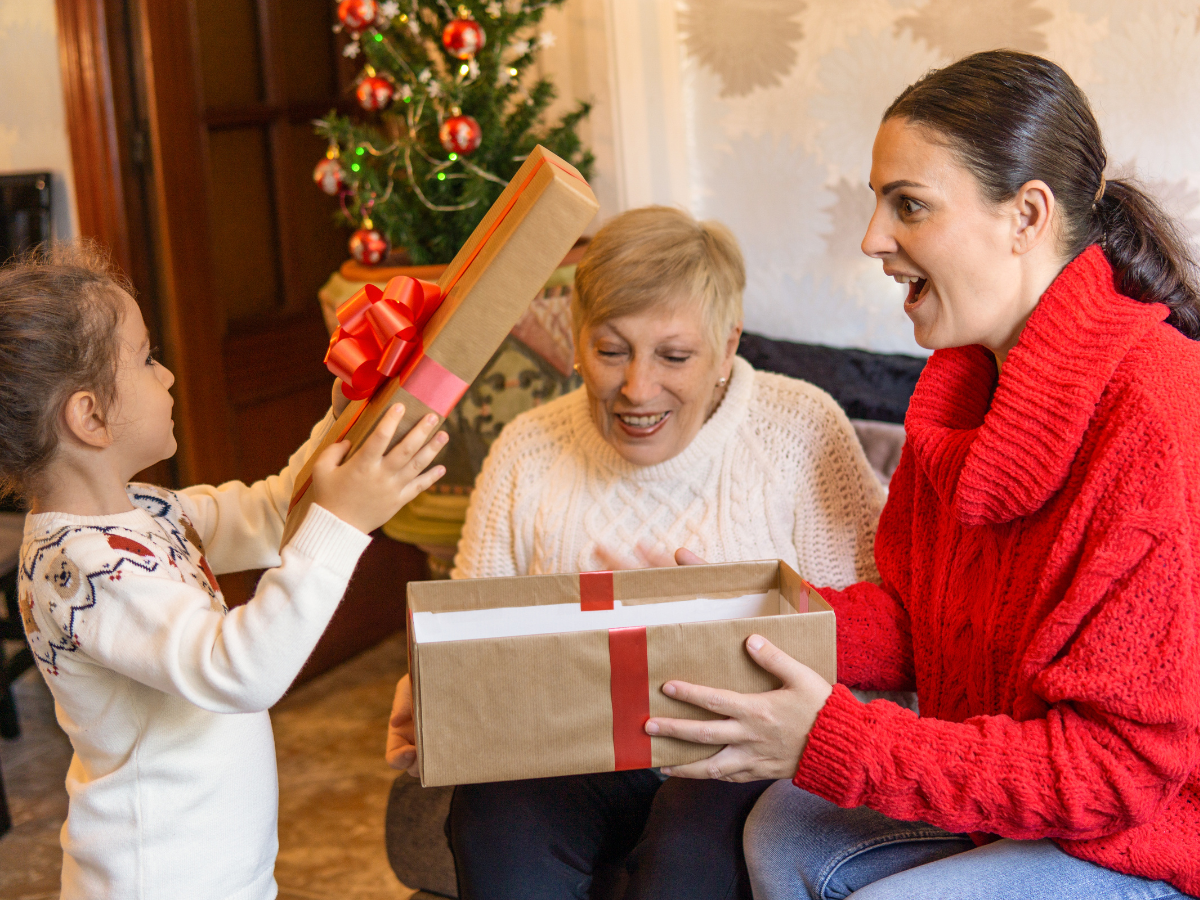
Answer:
[{"left": 56, "top": 0, "right": 238, "bottom": 487}]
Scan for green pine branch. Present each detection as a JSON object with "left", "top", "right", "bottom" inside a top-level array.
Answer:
[{"left": 317, "top": 0, "right": 594, "bottom": 265}]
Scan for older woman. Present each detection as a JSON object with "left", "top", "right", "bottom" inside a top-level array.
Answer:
[
  {"left": 386, "top": 206, "right": 886, "bottom": 899},
  {"left": 646, "top": 51, "right": 1200, "bottom": 900}
]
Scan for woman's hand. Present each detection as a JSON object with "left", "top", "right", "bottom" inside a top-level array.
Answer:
[
  {"left": 591, "top": 544, "right": 711, "bottom": 570},
  {"left": 646, "top": 634, "right": 833, "bottom": 782},
  {"left": 386, "top": 674, "right": 420, "bottom": 776},
  {"left": 310, "top": 403, "right": 447, "bottom": 535},
  {"left": 674, "top": 548, "right": 707, "bottom": 566}
]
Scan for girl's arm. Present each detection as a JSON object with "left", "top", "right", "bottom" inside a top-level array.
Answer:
[
  {"left": 178, "top": 410, "right": 335, "bottom": 574},
  {"left": 30, "top": 503, "right": 370, "bottom": 713},
  {"left": 31, "top": 406, "right": 446, "bottom": 712}
]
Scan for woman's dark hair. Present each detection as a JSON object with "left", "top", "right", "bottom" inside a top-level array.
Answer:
[
  {"left": 0, "top": 241, "right": 126, "bottom": 504},
  {"left": 884, "top": 49, "right": 1200, "bottom": 338}
]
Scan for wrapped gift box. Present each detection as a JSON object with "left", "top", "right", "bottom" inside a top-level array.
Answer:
[
  {"left": 407, "top": 560, "right": 836, "bottom": 787},
  {"left": 283, "top": 145, "right": 599, "bottom": 543}
]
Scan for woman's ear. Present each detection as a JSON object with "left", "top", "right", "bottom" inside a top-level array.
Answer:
[
  {"left": 1011, "top": 180, "right": 1056, "bottom": 256},
  {"left": 723, "top": 321, "right": 743, "bottom": 368},
  {"left": 61, "top": 390, "right": 113, "bottom": 450}
]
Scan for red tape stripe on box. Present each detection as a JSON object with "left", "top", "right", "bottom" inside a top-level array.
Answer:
[
  {"left": 580, "top": 570, "right": 614, "bottom": 610},
  {"left": 608, "top": 626, "right": 652, "bottom": 770},
  {"left": 403, "top": 355, "right": 469, "bottom": 418}
]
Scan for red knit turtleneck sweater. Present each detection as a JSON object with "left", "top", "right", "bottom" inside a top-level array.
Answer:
[{"left": 796, "top": 246, "right": 1200, "bottom": 895}]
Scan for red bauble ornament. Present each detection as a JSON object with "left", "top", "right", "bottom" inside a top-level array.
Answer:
[
  {"left": 313, "top": 158, "right": 345, "bottom": 195},
  {"left": 338, "top": 0, "right": 378, "bottom": 32},
  {"left": 356, "top": 75, "right": 394, "bottom": 111},
  {"left": 442, "top": 17, "right": 486, "bottom": 59},
  {"left": 439, "top": 115, "right": 483, "bottom": 155},
  {"left": 349, "top": 227, "right": 389, "bottom": 266}
]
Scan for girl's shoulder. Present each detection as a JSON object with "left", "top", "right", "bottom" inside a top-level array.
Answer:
[
  {"left": 21, "top": 485, "right": 206, "bottom": 603},
  {"left": 19, "top": 514, "right": 176, "bottom": 674},
  {"left": 125, "top": 483, "right": 207, "bottom": 555}
]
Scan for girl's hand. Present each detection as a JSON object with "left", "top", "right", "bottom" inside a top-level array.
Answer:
[
  {"left": 646, "top": 634, "right": 833, "bottom": 782},
  {"left": 386, "top": 674, "right": 419, "bottom": 776},
  {"left": 310, "top": 403, "right": 447, "bottom": 535},
  {"left": 332, "top": 378, "right": 351, "bottom": 417}
]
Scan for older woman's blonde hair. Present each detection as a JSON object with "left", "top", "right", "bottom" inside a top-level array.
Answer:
[{"left": 572, "top": 206, "right": 745, "bottom": 353}]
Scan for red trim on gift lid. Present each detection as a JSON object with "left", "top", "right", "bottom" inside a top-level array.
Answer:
[
  {"left": 608, "top": 625, "right": 652, "bottom": 770},
  {"left": 580, "top": 570, "right": 614, "bottom": 611}
]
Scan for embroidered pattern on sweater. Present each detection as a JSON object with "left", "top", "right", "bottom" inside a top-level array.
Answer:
[
  {"left": 127, "top": 486, "right": 220, "bottom": 596},
  {"left": 21, "top": 486, "right": 226, "bottom": 675},
  {"left": 22, "top": 525, "right": 162, "bottom": 675}
]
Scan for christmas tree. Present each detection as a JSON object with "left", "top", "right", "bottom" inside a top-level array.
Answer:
[{"left": 314, "top": 0, "right": 594, "bottom": 266}]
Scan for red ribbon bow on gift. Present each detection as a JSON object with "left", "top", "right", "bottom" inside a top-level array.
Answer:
[{"left": 324, "top": 276, "right": 444, "bottom": 400}]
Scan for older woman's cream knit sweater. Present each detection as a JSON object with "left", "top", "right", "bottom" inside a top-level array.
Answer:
[{"left": 453, "top": 356, "right": 885, "bottom": 587}]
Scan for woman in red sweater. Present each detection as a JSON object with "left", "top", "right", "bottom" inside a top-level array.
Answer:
[{"left": 647, "top": 51, "right": 1200, "bottom": 899}]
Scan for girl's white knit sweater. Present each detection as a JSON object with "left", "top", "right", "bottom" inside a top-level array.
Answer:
[
  {"left": 18, "top": 412, "right": 370, "bottom": 900},
  {"left": 453, "top": 356, "right": 885, "bottom": 587}
]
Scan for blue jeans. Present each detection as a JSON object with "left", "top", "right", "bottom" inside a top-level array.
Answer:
[{"left": 744, "top": 781, "right": 1190, "bottom": 900}]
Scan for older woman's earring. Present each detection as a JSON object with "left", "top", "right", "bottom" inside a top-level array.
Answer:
[
  {"left": 717, "top": 375, "right": 728, "bottom": 387},
  {"left": 573, "top": 362, "right": 581, "bottom": 373}
]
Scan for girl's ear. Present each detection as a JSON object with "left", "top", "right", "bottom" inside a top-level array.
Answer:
[{"left": 62, "top": 390, "right": 113, "bottom": 449}]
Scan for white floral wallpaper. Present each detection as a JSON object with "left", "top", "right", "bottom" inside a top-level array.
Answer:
[
  {"left": 678, "top": 0, "right": 1200, "bottom": 354},
  {"left": 0, "top": 0, "right": 77, "bottom": 240}
]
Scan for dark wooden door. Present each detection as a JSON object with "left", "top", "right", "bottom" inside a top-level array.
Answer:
[{"left": 156, "top": 0, "right": 354, "bottom": 485}]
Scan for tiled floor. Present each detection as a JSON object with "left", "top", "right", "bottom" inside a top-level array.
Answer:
[{"left": 0, "top": 634, "right": 420, "bottom": 900}]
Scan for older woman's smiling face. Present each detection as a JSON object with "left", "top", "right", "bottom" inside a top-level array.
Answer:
[{"left": 578, "top": 302, "right": 735, "bottom": 467}]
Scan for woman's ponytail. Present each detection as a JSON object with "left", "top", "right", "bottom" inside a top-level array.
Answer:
[
  {"left": 885, "top": 50, "right": 1200, "bottom": 339},
  {"left": 1088, "top": 180, "right": 1200, "bottom": 338}
]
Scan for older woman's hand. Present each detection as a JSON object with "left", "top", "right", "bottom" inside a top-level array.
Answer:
[
  {"left": 646, "top": 634, "right": 833, "bottom": 782},
  {"left": 385, "top": 674, "right": 420, "bottom": 776}
]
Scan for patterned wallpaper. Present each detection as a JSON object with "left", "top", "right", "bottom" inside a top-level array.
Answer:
[
  {"left": 678, "top": 0, "right": 1200, "bottom": 354},
  {"left": 0, "top": 0, "right": 78, "bottom": 240}
]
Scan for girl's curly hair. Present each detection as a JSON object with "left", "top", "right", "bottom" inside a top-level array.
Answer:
[{"left": 0, "top": 241, "right": 128, "bottom": 504}]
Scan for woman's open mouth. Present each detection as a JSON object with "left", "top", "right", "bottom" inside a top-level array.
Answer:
[
  {"left": 615, "top": 410, "right": 671, "bottom": 437},
  {"left": 904, "top": 277, "right": 929, "bottom": 309}
]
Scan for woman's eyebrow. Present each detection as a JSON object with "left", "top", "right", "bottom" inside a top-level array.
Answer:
[{"left": 879, "top": 179, "right": 926, "bottom": 196}]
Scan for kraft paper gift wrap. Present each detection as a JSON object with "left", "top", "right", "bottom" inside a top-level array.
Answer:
[
  {"left": 283, "top": 145, "right": 599, "bottom": 544},
  {"left": 407, "top": 560, "right": 837, "bottom": 787}
]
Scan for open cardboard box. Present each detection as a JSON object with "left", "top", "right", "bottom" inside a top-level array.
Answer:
[{"left": 407, "top": 560, "right": 836, "bottom": 787}]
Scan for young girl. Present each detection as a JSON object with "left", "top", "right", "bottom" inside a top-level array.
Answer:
[{"left": 1, "top": 243, "right": 447, "bottom": 899}]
